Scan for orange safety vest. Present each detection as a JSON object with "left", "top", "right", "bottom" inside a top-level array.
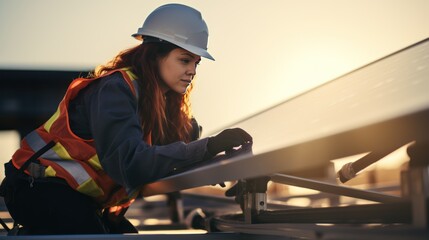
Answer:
[{"left": 11, "top": 68, "right": 146, "bottom": 208}]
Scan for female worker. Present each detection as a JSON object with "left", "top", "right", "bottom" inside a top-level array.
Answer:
[{"left": 0, "top": 4, "right": 252, "bottom": 235}]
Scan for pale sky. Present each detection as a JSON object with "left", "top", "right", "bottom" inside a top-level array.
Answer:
[{"left": 0, "top": 0, "right": 428, "bottom": 137}]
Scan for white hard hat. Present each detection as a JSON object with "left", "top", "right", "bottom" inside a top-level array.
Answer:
[{"left": 132, "top": 4, "right": 214, "bottom": 61}]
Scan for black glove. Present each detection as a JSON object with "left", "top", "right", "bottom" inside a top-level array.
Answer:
[
  {"left": 190, "top": 117, "right": 202, "bottom": 141},
  {"left": 207, "top": 128, "right": 252, "bottom": 156}
]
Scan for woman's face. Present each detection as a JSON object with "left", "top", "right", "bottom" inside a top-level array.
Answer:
[{"left": 159, "top": 48, "right": 201, "bottom": 94}]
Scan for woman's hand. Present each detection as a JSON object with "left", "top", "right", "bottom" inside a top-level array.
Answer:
[{"left": 207, "top": 128, "right": 252, "bottom": 156}]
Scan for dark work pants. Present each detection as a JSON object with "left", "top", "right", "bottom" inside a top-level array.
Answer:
[{"left": 1, "top": 162, "right": 137, "bottom": 235}]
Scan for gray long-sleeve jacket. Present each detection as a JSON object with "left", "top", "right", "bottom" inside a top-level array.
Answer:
[{"left": 68, "top": 72, "right": 210, "bottom": 191}]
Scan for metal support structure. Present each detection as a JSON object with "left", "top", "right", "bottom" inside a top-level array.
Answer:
[
  {"left": 409, "top": 167, "right": 429, "bottom": 228},
  {"left": 401, "top": 169, "right": 428, "bottom": 228},
  {"left": 242, "top": 177, "right": 270, "bottom": 224},
  {"left": 271, "top": 173, "right": 401, "bottom": 203},
  {"left": 325, "top": 162, "right": 340, "bottom": 206},
  {"left": 166, "top": 192, "right": 185, "bottom": 225},
  {"left": 401, "top": 142, "right": 429, "bottom": 228}
]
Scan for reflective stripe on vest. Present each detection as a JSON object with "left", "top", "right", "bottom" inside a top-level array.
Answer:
[
  {"left": 25, "top": 131, "right": 103, "bottom": 196},
  {"left": 121, "top": 67, "right": 140, "bottom": 99},
  {"left": 44, "top": 108, "right": 60, "bottom": 133}
]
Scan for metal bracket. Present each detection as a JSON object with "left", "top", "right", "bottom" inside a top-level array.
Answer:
[{"left": 242, "top": 176, "right": 271, "bottom": 224}]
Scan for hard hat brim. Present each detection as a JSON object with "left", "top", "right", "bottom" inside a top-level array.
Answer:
[{"left": 132, "top": 33, "right": 215, "bottom": 61}]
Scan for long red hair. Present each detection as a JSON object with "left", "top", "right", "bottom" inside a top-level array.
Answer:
[{"left": 92, "top": 43, "right": 193, "bottom": 144}]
